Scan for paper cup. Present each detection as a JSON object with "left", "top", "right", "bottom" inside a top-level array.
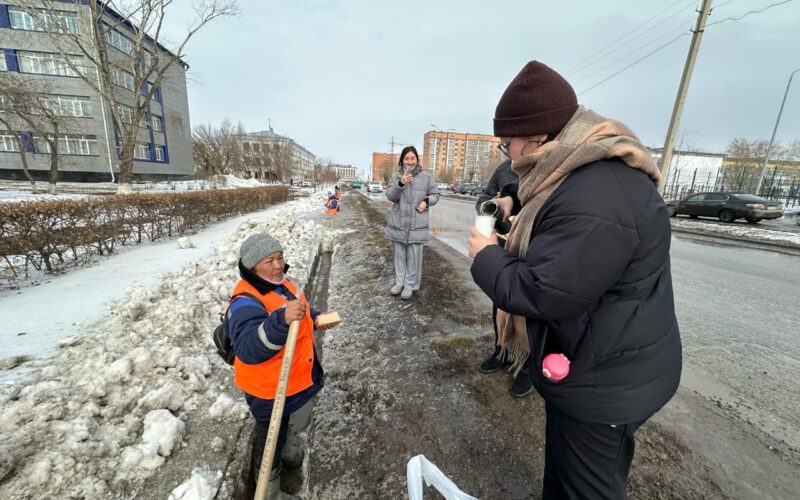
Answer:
[{"left": 474, "top": 215, "right": 495, "bottom": 238}]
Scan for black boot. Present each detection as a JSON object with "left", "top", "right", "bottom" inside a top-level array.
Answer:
[
  {"left": 479, "top": 352, "right": 510, "bottom": 374},
  {"left": 509, "top": 368, "right": 533, "bottom": 398}
]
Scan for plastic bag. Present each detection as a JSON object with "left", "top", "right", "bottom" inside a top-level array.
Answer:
[{"left": 407, "top": 454, "right": 478, "bottom": 500}]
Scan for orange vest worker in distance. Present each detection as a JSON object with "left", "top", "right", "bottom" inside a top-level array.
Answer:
[
  {"left": 224, "top": 232, "right": 339, "bottom": 493},
  {"left": 325, "top": 193, "right": 339, "bottom": 215}
]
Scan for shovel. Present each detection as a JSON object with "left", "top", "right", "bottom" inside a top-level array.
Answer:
[{"left": 253, "top": 313, "right": 302, "bottom": 499}]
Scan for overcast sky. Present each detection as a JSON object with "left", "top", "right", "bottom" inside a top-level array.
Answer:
[{"left": 170, "top": 0, "right": 800, "bottom": 178}]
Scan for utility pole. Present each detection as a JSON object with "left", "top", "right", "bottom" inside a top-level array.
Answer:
[
  {"left": 389, "top": 136, "right": 399, "bottom": 154},
  {"left": 658, "top": 0, "right": 713, "bottom": 193},
  {"left": 756, "top": 68, "right": 800, "bottom": 196}
]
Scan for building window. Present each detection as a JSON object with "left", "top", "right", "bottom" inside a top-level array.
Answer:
[
  {"left": 9, "top": 7, "right": 81, "bottom": 34},
  {"left": 154, "top": 145, "right": 165, "bottom": 161},
  {"left": 18, "top": 51, "right": 90, "bottom": 77},
  {"left": 111, "top": 68, "right": 135, "bottom": 91},
  {"left": 0, "top": 133, "right": 19, "bottom": 152},
  {"left": 150, "top": 115, "right": 163, "bottom": 132},
  {"left": 35, "top": 134, "right": 99, "bottom": 155},
  {"left": 103, "top": 26, "right": 134, "bottom": 55},
  {"left": 42, "top": 95, "right": 92, "bottom": 117},
  {"left": 116, "top": 105, "right": 133, "bottom": 124},
  {"left": 134, "top": 143, "right": 150, "bottom": 160}
]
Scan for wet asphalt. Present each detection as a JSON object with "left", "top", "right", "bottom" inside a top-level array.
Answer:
[{"left": 365, "top": 190, "right": 800, "bottom": 451}]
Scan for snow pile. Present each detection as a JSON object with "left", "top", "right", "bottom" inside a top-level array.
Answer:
[
  {"left": 178, "top": 237, "right": 194, "bottom": 249},
  {"left": 169, "top": 468, "right": 223, "bottom": 500},
  {"left": 672, "top": 219, "right": 800, "bottom": 246},
  {"left": 0, "top": 193, "right": 330, "bottom": 498}
]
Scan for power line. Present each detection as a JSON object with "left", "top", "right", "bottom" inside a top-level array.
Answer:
[
  {"left": 575, "top": 0, "right": 795, "bottom": 96},
  {"left": 572, "top": 18, "right": 695, "bottom": 86},
  {"left": 577, "top": 33, "right": 690, "bottom": 96},
  {"left": 566, "top": 0, "right": 695, "bottom": 77},
  {"left": 706, "top": 0, "right": 793, "bottom": 27}
]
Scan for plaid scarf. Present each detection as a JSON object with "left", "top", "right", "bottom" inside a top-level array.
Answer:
[{"left": 497, "top": 106, "right": 661, "bottom": 374}]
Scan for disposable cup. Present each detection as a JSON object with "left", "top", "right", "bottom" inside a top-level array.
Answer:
[{"left": 474, "top": 215, "right": 495, "bottom": 238}]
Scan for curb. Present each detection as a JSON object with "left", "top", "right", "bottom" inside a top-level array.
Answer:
[{"left": 671, "top": 226, "right": 800, "bottom": 253}]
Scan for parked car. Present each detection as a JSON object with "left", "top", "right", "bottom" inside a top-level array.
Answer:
[
  {"left": 457, "top": 183, "right": 478, "bottom": 195},
  {"left": 367, "top": 181, "right": 383, "bottom": 193},
  {"left": 350, "top": 180, "right": 362, "bottom": 189},
  {"left": 301, "top": 180, "right": 313, "bottom": 188},
  {"left": 436, "top": 183, "right": 451, "bottom": 191},
  {"left": 666, "top": 192, "right": 784, "bottom": 223},
  {"left": 470, "top": 181, "right": 490, "bottom": 196}
]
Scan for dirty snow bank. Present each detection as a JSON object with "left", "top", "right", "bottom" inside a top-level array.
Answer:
[
  {"left": 672, "top": 218, "right": 800, "bottom": 246},
  {"left": 0, "top": 193, "right": 329, "bottom": 499}
]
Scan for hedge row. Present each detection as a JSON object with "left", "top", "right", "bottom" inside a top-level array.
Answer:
[{"left": 0, "top": 185, "right": 289, "bottom": 283}]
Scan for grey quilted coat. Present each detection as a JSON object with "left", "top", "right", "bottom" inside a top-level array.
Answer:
[{"left": 385, "top": 167, "right": 440, "bottom": 244}]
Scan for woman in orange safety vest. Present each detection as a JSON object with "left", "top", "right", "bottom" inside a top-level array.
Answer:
[{"left": 224, "top": 233, "right": 338, "bottom": 497}]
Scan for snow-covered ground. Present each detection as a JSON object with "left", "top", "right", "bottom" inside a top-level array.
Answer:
[
  {"left": 0, "top": 193, "right": 332, "bottom": 499},
  {"left": 0, "top": 175, "right": 282, "bottom": 203},
  {"left": 672, "top": 218, "right": 800, "bottom": 246}
]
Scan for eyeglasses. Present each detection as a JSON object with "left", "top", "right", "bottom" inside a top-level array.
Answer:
[
  {"left": 497, "top": 138, "right": 512, "bottom": 158},
  {"left": 497, "top": 138, "right": 545, "bottom": 158}
]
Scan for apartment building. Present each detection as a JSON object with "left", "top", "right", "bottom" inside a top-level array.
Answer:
[
  {"left": 422, "top": 131, "right": 501, "bottom": 182},
  {"left": 0, "top": 2, "right": 193, "bottom": 181}
]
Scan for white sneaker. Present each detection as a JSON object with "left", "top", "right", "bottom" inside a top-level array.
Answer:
[
  {"left": 401, "top": 287, "right": 413, "bottom": 300},
  {"left": 390, "top": 284, "right": 403, "bottom": 295}
]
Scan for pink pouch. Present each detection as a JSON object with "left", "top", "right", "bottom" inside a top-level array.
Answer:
[{"left": 542, "top": 353, "right": 570, "bottom": 382}]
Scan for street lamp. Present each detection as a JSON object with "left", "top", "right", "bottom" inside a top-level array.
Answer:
[{"left": 756, "top": 67, "right": 800, "bottom": 196}]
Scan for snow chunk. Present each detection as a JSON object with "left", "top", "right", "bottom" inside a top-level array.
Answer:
[
  {"left": 168, "top": 468, "right": 222, "bottom": 500},
  {"left": 120, "top": 410, "right": 184, "bottom": 474},
  {"left": 57, "top": 336, "right": 80, "bottom": 348},
  {"left": 178, "top": 237, "right": 194, "bottom": 249},
  {"left": 106, "top": 357, "right": 133, "bottom": 384},
  {"left": 207, "top": 394, "right": 237, "bottom": 421},
  {"left": 138, "top": 382, "right": 186, "bottom": 412},
  {"left": 143, "top": 409, "right": 184, "bottom": 457}
]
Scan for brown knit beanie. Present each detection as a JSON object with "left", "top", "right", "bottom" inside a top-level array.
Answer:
[{"left": 494, "top": 61, "right": 578, "bottom": 138}]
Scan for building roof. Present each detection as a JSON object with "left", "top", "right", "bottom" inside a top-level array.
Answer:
[{"left": 98, "top": 1, "right": 189, "bottom": 70}]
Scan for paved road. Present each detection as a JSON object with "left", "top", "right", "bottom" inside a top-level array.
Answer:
[{"left": 367, "top": 191, "right": 800, "bottom": 450}]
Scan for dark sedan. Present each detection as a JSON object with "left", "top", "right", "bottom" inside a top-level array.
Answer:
[{"left": 666, "top": 192, "right": 784, "bottom": 223}]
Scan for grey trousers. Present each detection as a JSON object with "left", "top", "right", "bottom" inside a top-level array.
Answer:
[{"left": 393, "top": 242, "right": 423, "bottom": 290}]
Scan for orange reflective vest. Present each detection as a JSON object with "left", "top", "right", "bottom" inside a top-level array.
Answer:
[
  {"left": 231, "top": 279, "right": 315, "bottom": 400},
  {"left": 325, "top": 198, "right": 338, "bottom": 216}
]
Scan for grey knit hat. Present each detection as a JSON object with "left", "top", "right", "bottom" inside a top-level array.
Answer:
[{"left": 240, "top": 233, "right": 284, "bottom": 269}]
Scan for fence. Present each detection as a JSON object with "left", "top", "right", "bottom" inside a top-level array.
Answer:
[{"left": 661, "top": 169, "right": 800, "bottom": 208}]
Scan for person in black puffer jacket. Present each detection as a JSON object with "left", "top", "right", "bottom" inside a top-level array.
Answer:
[{"left": 468, "top": 61, "right": 682, "bottom": 500}]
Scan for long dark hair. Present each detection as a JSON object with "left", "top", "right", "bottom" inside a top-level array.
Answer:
[{"left": 398, "top": 146, "right": 419, "bottom": 167}]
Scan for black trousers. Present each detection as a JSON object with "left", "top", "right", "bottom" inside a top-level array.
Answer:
[
  {"left": 542, "top": 403, "right": 643, "bottom": 500},
  {"left": 251, "top": 417, "right": 290, "bottom": 484}
]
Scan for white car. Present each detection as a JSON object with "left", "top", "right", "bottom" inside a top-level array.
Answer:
[
  {"left": 436, "top": 183, "right": 451, "bottom": 191},
  {"left": 367, "top": 181, "right": 383, "bottom": 193}
]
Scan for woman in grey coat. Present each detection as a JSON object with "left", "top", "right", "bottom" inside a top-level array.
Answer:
[{"left": 385, "top": 146, "right": 440, "bottom": 300}]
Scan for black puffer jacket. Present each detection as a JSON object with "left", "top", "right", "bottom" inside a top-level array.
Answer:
[{"left": 471, "top": 158, "right": 682, "bottom": 424}]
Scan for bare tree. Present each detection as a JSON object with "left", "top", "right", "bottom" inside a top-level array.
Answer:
[
  {"left": 19, "top": 0, "right": 238, "bottom": 193},
  {"left": 0, "top": 73, "right": 78, "bottom": 193},
  {"left": 192, "top": 120, "right": 244, "bottom": 177}
]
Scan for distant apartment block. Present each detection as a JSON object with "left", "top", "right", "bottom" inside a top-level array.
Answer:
[
  {"left": 0, "top": 2, "right": 193, "bottom": 181},
  {"left": 332, "top": 164, "right": 357, "bottom": 180},
  {"left": 371, "top": 151, "right": 398, "bottom": 181},
  {"left": 237, "top": 127, "right": 315, "bottom": 181},
  {"left": 422, "top": 131, "right": 501, "bottom": 182}
]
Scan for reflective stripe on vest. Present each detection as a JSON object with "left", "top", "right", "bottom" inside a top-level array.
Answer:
[{"left": 231, "top": 279, "right": 315, "bottom": 400}]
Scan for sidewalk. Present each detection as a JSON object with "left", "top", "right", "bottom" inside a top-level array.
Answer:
[{"left": 306, "top": 191, "right": 800, "bottom": 499}]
